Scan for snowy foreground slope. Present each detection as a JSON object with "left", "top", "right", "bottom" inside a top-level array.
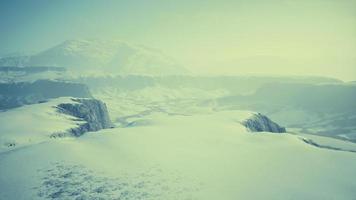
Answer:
[
  {"left": 0, "top": 97, "right": 111, "bottom": 153},
  {"left": 1, "top": 107, "right": 356, "bottom": 199},
  {"left": 0, "top": 98, "right": 78, "bottom": 153}
]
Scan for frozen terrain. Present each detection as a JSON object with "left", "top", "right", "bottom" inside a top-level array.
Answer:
[
  {"left": 214, "top": 82, "right": 356, "bottom": 141},
  {"left": 0, "top": 80, "right": 92, "bottom": 109},
  {"left": 1, "top": 108, "right": 356, "bottom": 199},
  {"left": 1, "top": 39, "right": 356, "bottom": 199},
  {"left": 0, "top": 97, "right": 111, "bottom": 153},
  {"left": 0, "top": 66, "right": 68, "bottom": 83}
]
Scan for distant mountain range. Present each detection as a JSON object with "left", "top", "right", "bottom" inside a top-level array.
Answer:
[{"left": 0, "top": 39, "right": 188, "bottom": 76}]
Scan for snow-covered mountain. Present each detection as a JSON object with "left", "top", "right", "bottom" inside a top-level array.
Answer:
[{"left": 0, "top": 39, "right": 188, "bottom": 76}]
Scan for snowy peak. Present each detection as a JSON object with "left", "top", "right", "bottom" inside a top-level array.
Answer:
[
  {"left": 39, "top": 39, "right": 129, "bottom": 61},
  {"left": 0, "top": 39, "right": 189, "bottom": 76}
]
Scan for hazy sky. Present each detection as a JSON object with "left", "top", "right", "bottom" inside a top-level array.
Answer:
[{"left": 1, "top": 0, "right": 355, "bottom": 80}]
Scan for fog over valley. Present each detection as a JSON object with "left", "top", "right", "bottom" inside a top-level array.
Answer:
[{"left": 1, "top": 1, "right": 356, "bottom": 200}]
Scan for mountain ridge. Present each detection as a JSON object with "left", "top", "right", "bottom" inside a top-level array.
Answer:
[{"left": 0, "top": 39, "right": 188, "bottom": 76}]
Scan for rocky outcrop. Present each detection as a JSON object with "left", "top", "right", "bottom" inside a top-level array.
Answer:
[
  {"left": 56, "top": 98, "right": 114, "bottom": 136},
  {"left": 242, "top": 113, "right": 286, "bottom": 133}
]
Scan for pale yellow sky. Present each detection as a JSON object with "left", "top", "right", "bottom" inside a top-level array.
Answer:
[
  {"left": 138, "top": 0, "right": 356, "bottom": 80},
  {"left": 1, "top": 0, "right": 355, "bottom": 80}
]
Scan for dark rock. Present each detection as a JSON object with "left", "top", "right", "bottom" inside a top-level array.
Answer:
[
  {"left": 56, "top": 98, "right": 114, "bottom": 136},
  {"left": 242, "top": 113, "right": 286, "bottom": 133}
]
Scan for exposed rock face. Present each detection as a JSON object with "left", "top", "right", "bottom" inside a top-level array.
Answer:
[
  {"left": 0, "top": 80, "right": 92, "bottom": 110},
  {"left": 242, "top": 113, "right": 286, "bottom": 133},
  {"left": 56, "top": 98, "right": 114, "bottom": 136}
]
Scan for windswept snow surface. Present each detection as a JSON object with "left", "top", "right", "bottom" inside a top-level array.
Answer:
[
  {"left": 0, "top": 97, "right": 80, "bottom": 153},
  {"left": 1, "top": 110, "right": 356, "bottom": 199}
]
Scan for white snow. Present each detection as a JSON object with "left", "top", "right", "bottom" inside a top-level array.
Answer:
[
  {"left": 0, "top": 39, "right": 189, "bottom": 76},
  {"left": 1, "top": 109, "right": 356, "bottom": 199},
  {"left": 0, "top": 97, "right": 81, "bottom": 153}
]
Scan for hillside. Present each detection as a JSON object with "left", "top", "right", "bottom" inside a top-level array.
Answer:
[
  {"left": 1, "top": 110, "right": 356, "bottom": 199},
  {"left": 0, "top": 97, "right": 112, "bottom": 153}
]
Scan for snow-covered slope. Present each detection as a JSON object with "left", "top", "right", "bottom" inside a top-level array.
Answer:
[
  {"left": 215, "top": 82, "right": 356, "bottom": 141},
  {"left": 0, "top": 97, "right": 112, "bottom": 153},
  {"left": 0, "top": 39, "right": 188, "bottom": 76},
  {"left": 0, "top": 110, "right": 356, "bottom": 199}
]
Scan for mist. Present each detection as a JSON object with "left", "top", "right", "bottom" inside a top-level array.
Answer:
[
  {"left": 1, "top": 0, "right": 356, "bottom": 80},
  {"left": 1, "top": 1, "right": 356, "bottom": 200}
]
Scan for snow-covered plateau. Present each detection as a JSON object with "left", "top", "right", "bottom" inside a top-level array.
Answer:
[{"left": 1, "top": 97, "right": 356, "bottom": 199}]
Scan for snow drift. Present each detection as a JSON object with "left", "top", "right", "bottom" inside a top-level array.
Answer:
[{"left": 1, "top": 110, "right": 356, "bottom": 200}]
